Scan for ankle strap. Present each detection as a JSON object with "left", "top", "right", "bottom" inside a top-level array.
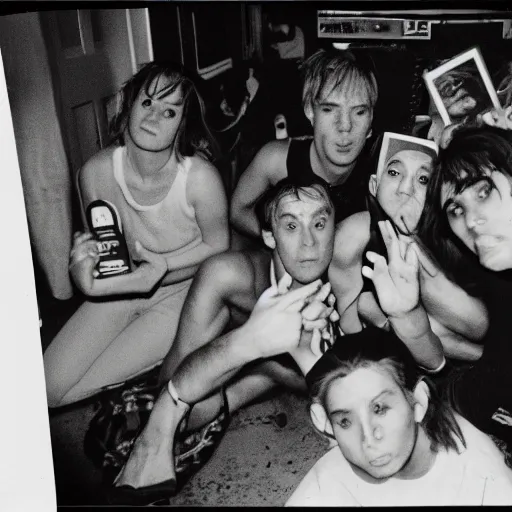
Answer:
[{"left": 166, "top": 379, "right": 180, "bottom": 404}]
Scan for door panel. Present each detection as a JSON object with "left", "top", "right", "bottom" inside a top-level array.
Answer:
[{"left": 42, "top": 8, "right": 151, "bottom": 173}]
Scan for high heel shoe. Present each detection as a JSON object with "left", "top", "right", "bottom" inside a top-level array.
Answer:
[
  {"left": 107, "top": 384, "right": 231, "bottom": 505},
  {"left": 107, "top": 380, "right": 191, "bottom": 505}
]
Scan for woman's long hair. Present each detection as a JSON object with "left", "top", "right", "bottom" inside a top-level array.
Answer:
[
  {"left": 310, "top": 332, "right": 465, "bottom": 454},
  {"left": 417, "top": 125, "right": 512, "bottom": 292},
  {"left": 109, "top": 61, "right": 219, "bottom": 161}
]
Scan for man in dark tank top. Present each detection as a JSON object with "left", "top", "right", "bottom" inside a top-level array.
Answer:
[{"left": 231, "top": 48, "right": 378, "bottom": 235}]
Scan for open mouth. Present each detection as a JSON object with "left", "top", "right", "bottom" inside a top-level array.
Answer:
[
  {"left": 369, "top": 454, "right": 392, "bottom": 467},
  {"left": 335, "top": 142, "right": 352, "bottom": 152},
  {"left": 476, "top": 235, "right": 500, "bottom": 252},
  {"left": 140, "top": 125, "right": 157, "bottom": 136}
]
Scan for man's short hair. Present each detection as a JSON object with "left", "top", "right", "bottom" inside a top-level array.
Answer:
[
  {"left": 256, "top": 177, "right": 334, "bottom": 232},
  {"left": 301, "top": 49, "right": 378, "bottom": 113}
]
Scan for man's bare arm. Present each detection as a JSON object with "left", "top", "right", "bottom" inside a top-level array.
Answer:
[
  {"left": 329, "top": 212, "right": 370, "bottom": 334},
  {"left": 230, "top": 140, "right": 288, "bottom": 238}
]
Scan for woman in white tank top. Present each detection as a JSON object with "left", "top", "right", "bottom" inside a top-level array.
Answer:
[{"left": 43, "top": 62, "right": 229, "bottom": 408}]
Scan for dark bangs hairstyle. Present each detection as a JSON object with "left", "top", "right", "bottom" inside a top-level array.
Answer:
[
  {"left": 417, "top": 126, "right": 512, "bottom": 290},
  {"left": 310, "top": 330, "right": 466, "bottom": 455},
  {"left": 109, "top": 61, "right": 219, "bottom": 161},
  {"left": 256, "top": 177, "right": 334, "bottom": 232}
]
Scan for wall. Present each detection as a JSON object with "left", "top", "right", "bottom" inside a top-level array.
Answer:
[{"left": 0, "top": 12, "right": 73, "bottom": 300}]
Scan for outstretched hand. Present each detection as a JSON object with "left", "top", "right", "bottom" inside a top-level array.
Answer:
[
  {"left": 249, "top": 274, "right": 323, "bottom": 359},
  {"left": 362, "top": 220, "right": 420, "bottom": 319}
]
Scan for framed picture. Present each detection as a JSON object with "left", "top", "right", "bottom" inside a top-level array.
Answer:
[
  {"left": 376, "top": 132, "right": 438, "bottom": 180},
  {"left": 423, "top": 47, "right": 501, "bottom": 127}
]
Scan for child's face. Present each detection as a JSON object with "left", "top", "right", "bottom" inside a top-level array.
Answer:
[{"left": 128, "top": 75, "right": 185, "bottom": 153}]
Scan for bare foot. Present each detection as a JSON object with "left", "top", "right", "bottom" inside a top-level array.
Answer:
[{"left": 114, "top": 389, "right": 189, "bottom": 488}]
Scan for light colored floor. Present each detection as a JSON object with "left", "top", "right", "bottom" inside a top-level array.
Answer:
[{"left": 49, "top": 389, "right": 331, "bottom": 506}]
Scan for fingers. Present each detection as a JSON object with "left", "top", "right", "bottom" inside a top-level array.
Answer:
[
  {"left": 363, "top": 252, "right": 394, "bottom": 290},
  {"left": 277, "top": 273, "right": 293, "bottom": 295},
  {"left": 309, "top": 328, "right": 322, "bottom": 357},
  {"left": 302, "top": 302, "right": 333, "bottom": 322},
  {"left": 276, "top": 279, "right": 322, "bottom": 312},
  {"left": 410, "top": 241, "right": 438, "bottom": 277},
  {"left": 303, "top": 318, "right": 328, "bottom": 332},
  {"left": 404, "top": 242, "right": 419, "bottom": 270},
  {"left": 72, "top": 231, "right": 94, "bottom": 248},
  {"left": 378, "top": 221, "right": 400, "bottom": 261},
  {"left": 310, "top": 282, "right": 331, "bottom": 303},
  {"left": 257, "top": 284, "right": 280, "bottom": 306}
]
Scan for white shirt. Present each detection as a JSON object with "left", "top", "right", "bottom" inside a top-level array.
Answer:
[{"left": 286, "top": 415, "right": 512, "bottom": 506}]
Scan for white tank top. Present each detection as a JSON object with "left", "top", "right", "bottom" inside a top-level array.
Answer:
[{"left": 110, "top": 146, "right": 202, "bottom": 259}]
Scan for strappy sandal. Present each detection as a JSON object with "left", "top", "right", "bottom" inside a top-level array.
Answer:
[
  {"left": 108, "top": 384, "right": 231, "bottom": 505},
  {"left": 174, "top": 386, "right": 231, "bottom": 493},
  {"left": 86, "top": 199, "right": 131, "bottom": 278}
]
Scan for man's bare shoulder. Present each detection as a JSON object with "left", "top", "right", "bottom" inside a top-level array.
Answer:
[
  {"left": 251, "top": 139, "right": 290, "bottom": 181},
  {"left": 332, "top": 211, "right": 371, "bottom": 265}
]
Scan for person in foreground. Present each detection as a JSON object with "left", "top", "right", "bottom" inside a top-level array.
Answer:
[
  {"left": 286, "top": 332, "right": 512, "bottom": 506},
  {"left": 43, "top": 61, "right": 229, "bottom": 408}
]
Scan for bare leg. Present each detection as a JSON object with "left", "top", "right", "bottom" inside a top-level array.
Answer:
[
  {"left": 158, "top": 260, "right": 234, "bottom": 384},
  {"left": 115, "top": 324, "right": 260, "bottom": 489}
]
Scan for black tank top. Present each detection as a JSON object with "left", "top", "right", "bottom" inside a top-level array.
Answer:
[{"left": 286, "top": 138, "right": 369, "bottom": 224}]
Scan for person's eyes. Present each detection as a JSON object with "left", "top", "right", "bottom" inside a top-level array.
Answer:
[
  {"left": 141, "top": 98, "right": 152, "bottom": 108},
  {"left": 354, "top": 107, "right": 368, "bottom": 117},
  {"left": 320, "top": 106, "right": 333, "bottom": 113},
  {"left": 315, "top": 218, "right": 326, "bottom": 229},
  {"left": 336, "top": 417, "right": 351, "bottom": 429},
  {"left": 418, "top": 174, "right": 430, "bottom": 185},
  {"left": 286, "top": 223, "right": 297, "bottom": 231},
  {"left": 373, "top": 402, "right": 389, "bottom": 416},
  {"left": 163, "top": 109, "right": 177, "bottom": 119},
  {"left": 476, "top": 181, "right": 492, "bottom": 200},
  {"left": 446, "top": 203, "right": 464, "bottom": 218},
  {"left": 387, "top": 168, "right": 399, "bottom": 177}
]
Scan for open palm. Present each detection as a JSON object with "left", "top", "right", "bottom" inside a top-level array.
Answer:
[{"left": 362, "top": 220, "right": 420, "bottom": 319}]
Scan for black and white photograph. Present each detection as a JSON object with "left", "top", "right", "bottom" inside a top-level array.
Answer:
[
  {"left": 5, "top": 3, "right": 512, "bottom": 510},
  {"left": 424, "top": 46, "right": 502, "bottom": 127}
]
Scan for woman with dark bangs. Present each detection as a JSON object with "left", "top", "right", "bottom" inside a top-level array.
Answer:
[
  {"left": 417, "top": 125, "right": 512, "bottom": 447},
  {"left": 43, "top": 62, "right": 229, "bottom": 408},
  {"left": 286, "top": 331, "right": 512, "bottom": 506}
]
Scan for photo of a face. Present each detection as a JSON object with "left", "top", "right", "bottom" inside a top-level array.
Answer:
[
  {"left": 374, "top": 133, "right": 438, "bottom": 233},
  {"left": 424, "top": 47, "right": 501, "bottom": 127}
]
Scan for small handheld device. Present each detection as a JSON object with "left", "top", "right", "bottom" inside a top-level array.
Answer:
[{"left": 86, "top": 199, "right": 131, "bottom": 279}]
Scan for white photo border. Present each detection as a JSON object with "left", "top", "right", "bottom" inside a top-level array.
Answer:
[{"left": 423, "top": 46, "right": 501, "bottom": 127}]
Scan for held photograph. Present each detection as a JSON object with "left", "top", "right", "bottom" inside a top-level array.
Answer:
[{"left": 424, "top": 46, "right": 502, "bottom": 127}]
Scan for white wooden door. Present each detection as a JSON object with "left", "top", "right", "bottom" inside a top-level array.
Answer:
[{"left": 42, "top": 8, "right": 153, "bottom": 173}]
